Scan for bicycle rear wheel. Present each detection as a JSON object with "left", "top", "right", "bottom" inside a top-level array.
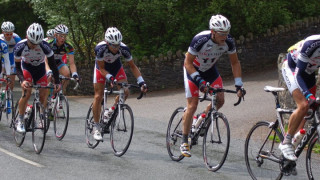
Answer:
[
  {"left": 203, "top": 112, "right": 230, "bottom": 172},
  {"left": 85, "top": 103, "right": 100, "bottom": 148},
  {"left": 306, "top": 133, "right": 320, "bottom": 180},
  {"left": 110, "top": 104, "right": 134, "bottom": 157},
  {"left": 53, "top": 94, "right": 69, "bottom": 140},
  {"left": 244, "top": 121, "right": 283, "bottom": 180},
  {"left": 12, "top": 99, "right": 25, "bottom": 147},
  {"left": 32, "top": 102, "right": 46, "bottom": 154},
  {"left": 166, "top": 107, "right": 185, "bottom": 161}
]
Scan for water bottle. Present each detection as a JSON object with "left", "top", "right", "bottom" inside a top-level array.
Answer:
[
  {"left": 103, "top": 108, "right": 110, "bottom": 123},
  {"left": 292, "top": 129, "right": 306, "bottom": 148},
  {"left": 191, "top": 115, "right": 198, "bottom": 133},
  {"left": 24, "top": 104, "right": 33, "bottom": 120},
  {"left": 195, "top": 113, "right": 206, "bottom": 129}
]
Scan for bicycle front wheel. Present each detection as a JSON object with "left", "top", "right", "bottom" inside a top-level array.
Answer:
[
  {"left": 85, "top": 103, "right": 100, "bottom": 148},
  {"left": 166, "top": 107, "right": 185, "bottom": 162},
  {"left": 13, "top": 99, "right": 25, "bottom": 147},
  {"left": 5, "top": 89, "right": 14, "bottom": 125},
  {"left": 245, "top": 121, "right": 283, "bottom": 180},
  {"left": 306, "top": 133, "right": 320, "bottom": 180},
  {"left": 53, "top": 94, "right": 69, "bottom": 140},
  {"left": 203, "top": 112, "right": 230, "bottom": 172},
  {"left": 32, "top": 102, "right": 46, "bottom": 154},
  {"left": 110, "top": 104, "right": 134, "bottom": 157}
]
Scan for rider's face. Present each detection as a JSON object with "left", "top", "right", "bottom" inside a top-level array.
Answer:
[
  {"left": 212, "top": 30, "right": 228, "bottom": 45},
  {"left": 56, "top": 33, "right": 67, "bottom": 45},
  {"left": 108, "top": 42, "right": 120, "bottom": 53},
  {"left": 3, "top": 32, "right": 13, "bottom": 41}
]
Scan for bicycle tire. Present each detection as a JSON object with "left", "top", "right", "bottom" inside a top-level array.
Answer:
[
  {"left": 203, "top": 112, "right": 230, "bottom": 172},
  {"left": 166, "top": 107, "right": 185, "bottom": 162},
  {"left": 32, "top": 101, "right": 46, "bottom": 154},
  {"left": 244, "top": 121, "right": 283, "bottom": 180},
  {"left": 12, "top": 99, "right": 25, "bottom": 147},
  {"left": 53, "top": 94, "right": 69, "bottom": 140},
  {"left": 306, "top": 133, "right": 320, "bottom": 180},
  {"left": 85, "top": 103, "right": 100, "bottom": 148},
  {"left": 110, "top": 104, "right": 134, "bottom": 157},
  {"left": 5, "top": 89, "right": 14, "bottom": 125}
]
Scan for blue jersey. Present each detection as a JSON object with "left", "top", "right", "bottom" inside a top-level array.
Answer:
[
  {"left": 188, "top": 30, "right": 236, "bottom": 72},
  {"left": 0, "top": 33, "right": 21, "bottom": 54},
  {"left": 0, "top": 39, "right": 10, "bottom": 74}
]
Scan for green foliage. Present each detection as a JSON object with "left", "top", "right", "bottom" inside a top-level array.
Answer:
[{"left": 3, "top": 0, "right": 320, "bottom": 62}]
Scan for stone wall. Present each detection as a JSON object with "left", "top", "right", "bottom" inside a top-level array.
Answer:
[{"left": 66, "top": 16, "right": 320, "bottom": 96}]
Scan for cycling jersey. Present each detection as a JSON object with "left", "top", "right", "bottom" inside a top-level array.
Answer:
[
  {"left": 188, "top": 30, "right": 236, "bottom": 72},
  {"left": 47, "top": 38, "right": 74, "bottom": 67},
  {"left": 0, "top": 39, "right": 10, "bottom": 74},
  {"left": 287, "top": 35, "right": 320, "bottom": 96},
  {"left": 14, "top": 39, "right": 60, "bottom": 84},
  {"left": 93, "top": 41, "right": 132, "bottom": 83},
  {"left": 0, "top": 33, "right": 21, "bottom": 74}
]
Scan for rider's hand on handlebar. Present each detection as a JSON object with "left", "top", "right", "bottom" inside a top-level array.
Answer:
[
  {"left": 72, "top": 72, "right": 80, "bottom": 81},
  {"left": 236, "top": 85, "right": 246, "bottom": 98},
  {"left": 21, "top": 80, "right": 31, "bottom": 90},
  {"left": 54, "top": 84, "right": 62, "bottom": 93},
  {"left": 106, "top": 74, "right": 115, "bottom": 88},
  {"left": 307, "top": 94, "right": 317, "bottom": 110},
  {"left": 138, "top": 82, "right": 148, "bottom": 93}
]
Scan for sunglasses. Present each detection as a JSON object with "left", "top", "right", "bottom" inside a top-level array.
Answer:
[
  {"left": 216, "top": 31, "right": 229, "bottom": 37},
  {"left": 4, "top": 32, "right": 13, "bottom": 36},
  {"left": 109, "top": 43, "right": 120, "bottom": 49},
  {"left": 57, "top": 34, "right": 67, "bottom": 38}
]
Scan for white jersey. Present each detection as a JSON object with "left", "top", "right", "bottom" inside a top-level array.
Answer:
[
  {"left": 188, "top": 30, "right": 236, "bottom": 72},
  {"left": 0, "top": 33, "right": 21, "bottom": 54}
]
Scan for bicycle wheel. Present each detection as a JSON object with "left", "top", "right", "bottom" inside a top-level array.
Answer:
[
  {"left": 32, "top": 102, "right": 46, "bottom": 154},
  {"left": 110, "top": 104, "right": 134, "bottom": 157},
  {"left": 166, "top": 107, "right": 185, "bottom": 161},
  {"left": 245, "top": 121, "right": 283, "bottom": 180},
  {"left": 203, "top": 112, "right": 230, "bottom": 172},
  {"left": 85, "top": 103, "right": 100, "bottom": 148},
  {"left": 306, "top": 133, "right": 320, "bottom": 180},
  {"left": 53, "top": 94, "right": 69, "bottom": 140},
  {"left": 12, "top": 99, "right": 25, "bottom": 147},
  {"left": 5, "top": 89, "right": 14, "bottom": 125}
]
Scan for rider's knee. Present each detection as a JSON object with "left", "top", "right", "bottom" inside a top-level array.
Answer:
[{"left": 298, "top": 100, "right": 309, "bottom": 114}]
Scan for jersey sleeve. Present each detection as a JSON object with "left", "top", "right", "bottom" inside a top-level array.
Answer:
[
  {"left": 226, "top": 35, "right": 236, "bottom": 54},
  {"left": 13, "top": 42, "right": 25, "bottom": 60},
  {"left": 65, "top": 41, "right": 75, "bottom": 55},
  {"left": 120, "top": 43, "right": 132, "bottom": 61},
  {"left": 94, "top": 43, "right": 107, "bottom": 61},
  {"left": 187, "top": 34, "right": 210, "bottom": 56},
  {"left": 40, "top": 41, "right": 54, "bottom": 57}
]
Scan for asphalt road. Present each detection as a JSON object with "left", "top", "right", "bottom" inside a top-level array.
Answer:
[{"left": 0, "top": 68, "right": 314, "bottom": 180}]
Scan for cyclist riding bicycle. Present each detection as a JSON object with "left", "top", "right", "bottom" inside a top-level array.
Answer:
[
  {"left": 181, "top": 14, "right": 245, "bottom": 157},
  {"left": 14, "top": 23, "right": 61, "bottom": 133},
  {"left": 44, "top": 29, "right": 55, "bottom": 42},
  {"left": 45, "top": 24, "right": 79, "bottom": 92},
  {"left": 92, "top": 27, "right": 147, "bottom": 141},
  {"left": 0, "top": 21, "right": 21, "bottom": 89},
  {"left": 280, "top": 35, "right": 320, "bottom": 161}
]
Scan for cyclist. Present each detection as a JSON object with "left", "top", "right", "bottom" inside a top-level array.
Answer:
[
  {"left": 44, "top": 29, "right": 55, "bottom": 42},
  {"left": 14, "top": 23, "right": 61, "bottom": 133},
  {"left": 280, "top": 35, "right": 320, "bottom": 161},
  {"left": 45, "top": 24, "right": 79, "bottom": 92},
  {"left": 180, "top": 14, "right": 245, "bottom": 157},
  {"left": 92, "top": 27, "right": 147, "bottom": 141},
  {"left": 0, "top": 21, "right": 21, "bottom": 89}
]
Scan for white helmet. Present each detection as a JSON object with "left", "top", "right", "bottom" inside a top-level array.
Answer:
[
  {"left": 105, "top": 27, "right": 122, "bottom": 45},
  {"left": 1, "top": 21, "right": 15, "bottom": 32},
  {"left": 46, "top": 29, "right": 55, "bottom": 37},
  {"left": 26, "top": 23, "right": 44, "bottom": 44},
  {"left": 55, "top": 24, "right": 68, "bottom": 34},
  {"left": 209, "top": 14, "right": 231, "bottom": 32}
]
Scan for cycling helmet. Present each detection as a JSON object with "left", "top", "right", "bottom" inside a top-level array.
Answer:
[
  {"left": 105, "top": 27, "right": 122, "bottom": 45},
  {"left": 209, "top": 14, "right": 231, "bottom": 32},
  {"left": 1, "top": 21, "right": 15, "bottom": 32},
  {"left": 26, "top": 23, "right": 44, "bottom": 44},
  {"left": 46, "top": 29, "right": 55, "bottom": 37},
  {"left": 55, "top": 24, "right": 68, "bottom": 34}
]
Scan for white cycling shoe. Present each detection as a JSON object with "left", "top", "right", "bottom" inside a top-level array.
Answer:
[
  {"left": 279, "top": 143, "right": 297, "bottom": 161},
  {"left": 16, "top": 121, "right": 26, "bottom": 133}
]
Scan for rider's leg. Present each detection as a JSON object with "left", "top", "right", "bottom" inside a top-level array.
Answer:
[
  {"left": 92, "top": 83, "right": 104, "bottom": 124},
  {"left": 59, "top": 65, "right": 70, "bottom": 94}
]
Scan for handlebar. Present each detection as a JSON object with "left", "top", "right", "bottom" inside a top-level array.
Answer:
[
  {"left": 22, "top": 84, "right": 55, "bottom": 98},
  {"left": 59, "top": 75, "right": 80, "bottom": 90},
  {"left": 106, "top": 80, "right": 145, "bottom": 100},
  {"left": 199, "top": 85, "right": 244, "bottom": 106}
]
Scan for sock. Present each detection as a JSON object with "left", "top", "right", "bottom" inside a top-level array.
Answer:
[
  {"left": 182, "top": 134, "right": 188, "bottom": 144},
  {"left": 283, "top": 134, "right": 292, "bottom": 144},
  {"left": 19, "top": 115, "right": 24, "bottom": 121}
]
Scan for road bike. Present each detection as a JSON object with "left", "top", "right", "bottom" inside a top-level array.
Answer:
[
  {"left": 244, "top": 86, "right": 320, "bottom": 180},
  {"left": 12, "top": 84, "right": 53, "bottom": 154},
  {"left": 85, "top": 81, "right": 144, "bottom": 157},
  {"left": 166, "top": 86, "right": 243, "bottom": 171},
  {"left": 46, "top": 75, "right": 79, "bottom": 140},
  {"left": 0, "top": 75, "right": 14, "bottom": 125}
]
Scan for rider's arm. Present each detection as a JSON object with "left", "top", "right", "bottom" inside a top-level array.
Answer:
[
  {"left": 47, "top": 55, "right": 60, "bottom": 84},
  {"left": 2, "top": 49, "right": 11, "bottom": 76},
  {"left": 68, "top": 54, "right": 78, "bottom": 76},
  {"left": 295, "top": 60, "right": 310, "bottom": 97},
  {"left": 184, "top": 52, "right": 197, "bottom": 75},
  {"left": 127, "top": 60, "right": 145, "bottom": 85},
  {"left": 15, "top": 58, "right": 24, "bottom": 82},
  {"left": 228, "top": 53, "right": 243, "bottom": 87}
]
